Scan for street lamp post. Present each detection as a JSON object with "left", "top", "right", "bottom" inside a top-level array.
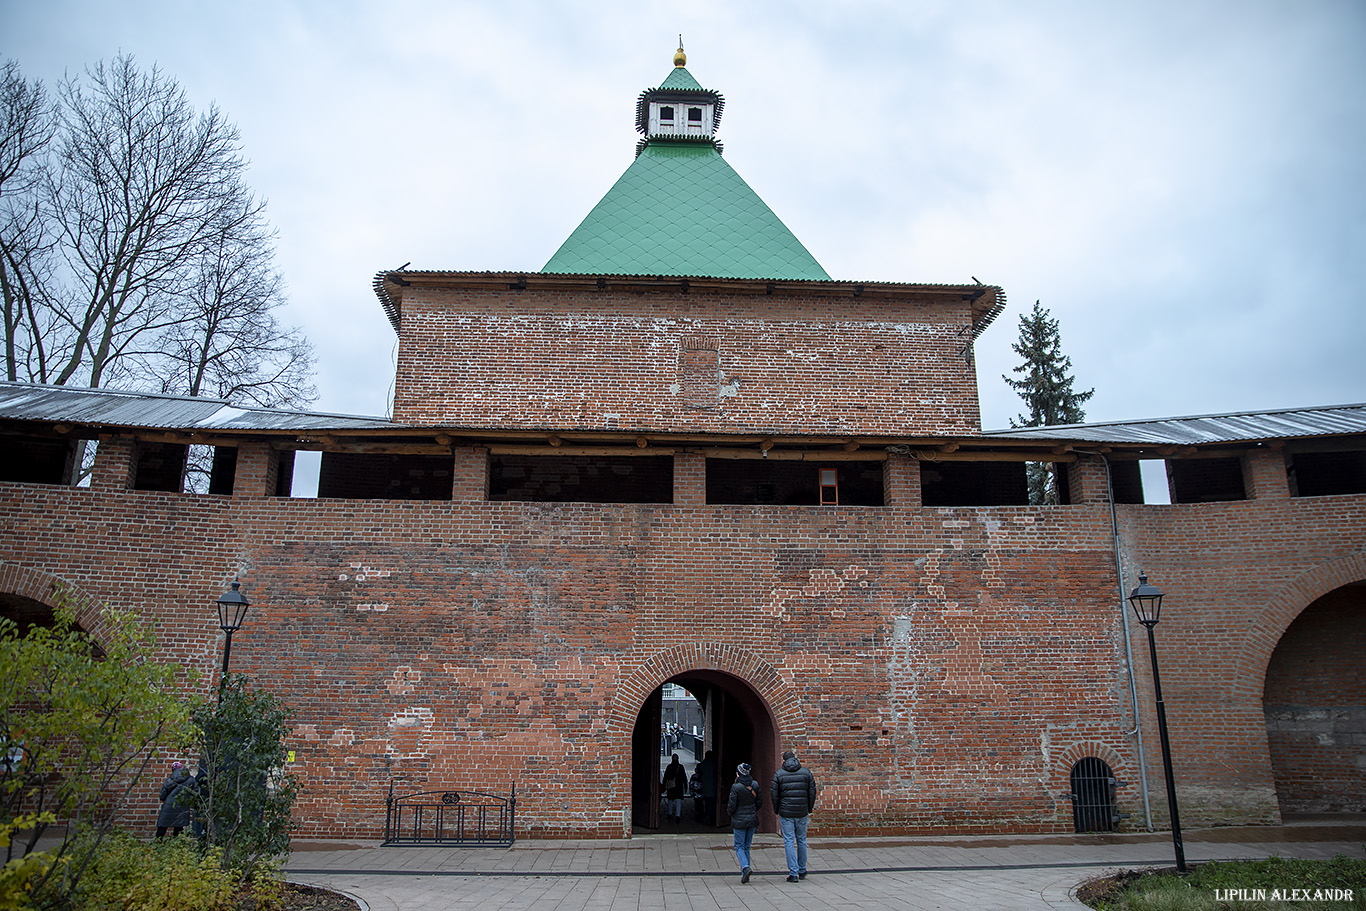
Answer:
[
  {"left": 1128, "top": 572, "right": 1187, "bottom": 873},
  {"left": 216, "top": 580, "right": 251, "bottom": 691}
]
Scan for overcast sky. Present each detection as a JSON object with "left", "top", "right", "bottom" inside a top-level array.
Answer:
[{"left": 5, "top": 0, "right": 1365, "bottom": 433}]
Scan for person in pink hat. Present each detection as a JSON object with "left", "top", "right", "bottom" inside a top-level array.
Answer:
[{"left": 155, "top": 761, "right": 193, "bottom": 837}]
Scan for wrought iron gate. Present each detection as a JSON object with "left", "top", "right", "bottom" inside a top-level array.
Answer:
[
  {"left": 383, "top": 782, "right": 516, "bottom": 846},
  {"left": 1069, "top": 758, "right": 1124, "bottom": 833}
]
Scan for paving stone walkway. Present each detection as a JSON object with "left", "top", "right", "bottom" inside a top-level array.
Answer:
[{"left": 284, "top": 822, "right": 1366, "bottom": 910}]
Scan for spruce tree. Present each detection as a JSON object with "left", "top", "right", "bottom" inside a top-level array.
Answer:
[{"left": 1003, "top": 300, "right": 1095, "bottom": 504}]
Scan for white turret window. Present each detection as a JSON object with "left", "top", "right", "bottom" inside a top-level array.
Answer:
[{"left": 650, "top": 101, "right": 713, "bottom": 137}]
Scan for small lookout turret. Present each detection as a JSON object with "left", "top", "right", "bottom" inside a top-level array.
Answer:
[{"left": 638, "top": 39, "right": 723, "bottom": 144}]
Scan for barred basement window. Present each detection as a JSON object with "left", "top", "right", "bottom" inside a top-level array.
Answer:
[{"left": 1070, "top": 758, "right": 1119, "bottom": 833}]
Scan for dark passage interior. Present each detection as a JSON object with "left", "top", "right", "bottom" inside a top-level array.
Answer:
[{"left": 630, "top": 671, "right": 779, "bottom": 834}]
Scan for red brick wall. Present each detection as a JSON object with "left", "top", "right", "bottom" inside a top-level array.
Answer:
[
  {"left": 1114, "top": 496, "right": 1366, "bottom": 825},
  {"left": 2, "top": 480, "right": 1362, "bottom": 838},
  {"left": 390, "top": 287, "right": 983, "bottom": 436}
]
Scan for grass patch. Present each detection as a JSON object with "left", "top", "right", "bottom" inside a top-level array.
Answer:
[{"left": 1078, "top": 855, "right": 1366, "bottom": 910}]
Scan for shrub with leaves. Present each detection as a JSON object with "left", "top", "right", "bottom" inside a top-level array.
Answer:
[
  {"left": 62, "top": 829, "right": 234, "bottom": 911},
  {"left": 1082, "top": 854, "right": 1366, "bottom": 910},
  {"left": 0, "top": 813, "right": 60, "bottom": 909},
  {"left": 0, "top": 600, "right": 191, "bottom": 903},
  {"left": 186, "top": 677, "right": 299, "bottom": 879}
]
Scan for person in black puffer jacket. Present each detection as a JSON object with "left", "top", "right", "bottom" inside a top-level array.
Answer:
[
  {"left": 155, "top": 762, "right": 194, "bottom": 837},
  {"left": 726, "top": 762, "right": 762, "bottom": 883},
  {"left": 770, "top": 750, "right": 817, "bottom": 882}
]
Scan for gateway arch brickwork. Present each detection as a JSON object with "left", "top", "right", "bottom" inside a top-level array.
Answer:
[
  {"left": 606, "top": 643, "right": 802, "bottom": 739},
  {"left": 0, "top": 562, "right": 106, "bottom": 632}
]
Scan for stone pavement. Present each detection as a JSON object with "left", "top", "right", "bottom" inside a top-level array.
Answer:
[{"left": 284, "top": 821, "right": 1366, "bottom": 911}]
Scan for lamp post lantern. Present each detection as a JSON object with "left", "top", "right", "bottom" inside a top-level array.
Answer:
[
  {"left": 1128, "top": 572, "right": 1186, "bottom": 873},
  {"left": 216, "top": 580, "right": 250, "bottom": 690}
]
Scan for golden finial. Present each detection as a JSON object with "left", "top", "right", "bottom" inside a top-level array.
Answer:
[{"left": 674, "top": 36, "right": 686, "bottom": 67}]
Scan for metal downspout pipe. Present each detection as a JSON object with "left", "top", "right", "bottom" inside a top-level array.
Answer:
[{"left": 1082, "top": 451, "right": 1154, "bottom": 831}]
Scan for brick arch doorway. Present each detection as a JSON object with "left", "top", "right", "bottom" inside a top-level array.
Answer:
[
  {"left": 1262, "top": 579, "right": 1366, "bottom": 815},
  {"left": 630, "top": 669, "right": 780, "bottom": 834},
  {"left": 0, "top": 563, "right": 109, "bottom": 642}
]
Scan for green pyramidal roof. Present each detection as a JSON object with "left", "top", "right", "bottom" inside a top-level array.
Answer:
[
  {"left": 542, "top": 141, "right": 830, "bottom": 280},
  {"left": 658, "top": 65, "right": 704, "bottom": 90},
  {"left": 543, "top": 57, "right": 828, "bottom": 281}
]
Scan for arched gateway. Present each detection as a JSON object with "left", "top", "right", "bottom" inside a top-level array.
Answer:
[
  {"left": 1262, "top": 577, "right": 1366, "bottom": 814},
  {"left": 0, "top": 562, "right": 109, "bottom": 639},
  {"left": 1245, "top": 553, "right": 1366, "bottom": 817},
  {"left": 608, "top": 644, "right": 802, "bottom": 833}
]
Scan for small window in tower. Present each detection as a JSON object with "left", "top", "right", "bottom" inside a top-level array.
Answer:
[
  {"left": 660, "top": 106, "right": 674, "bottom": 122},
  {"left": 819, "top": 468, "right": 839, "bottom": 505},
  {"left": 688, "top": 107, "right": 702, "bottom": 122}
]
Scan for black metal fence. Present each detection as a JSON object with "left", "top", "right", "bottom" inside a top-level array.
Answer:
[{"left": 383, "top": 782, "right": 516, "bottom": 846}]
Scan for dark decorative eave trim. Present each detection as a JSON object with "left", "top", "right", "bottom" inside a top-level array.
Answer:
[
  {"left": 635, "top": 135, "right": 723, "bottom": 158},
  {"left": 372, "top": 269, "right": 404, "bottom": 332}
]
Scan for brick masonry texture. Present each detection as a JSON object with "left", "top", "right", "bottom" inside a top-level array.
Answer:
[
  {"left": 390, "top": 287, "right": 983, "bottom": 436},
  {"left": 2, "top": 479, "right": 1362, "bottom": 839},
  {"left": 1262, "top": 586, "right": 1365, "bottom": 813}
]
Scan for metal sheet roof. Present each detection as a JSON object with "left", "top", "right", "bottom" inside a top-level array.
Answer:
[
  {"left": 0, "top": 382, "right": 396, "bottom": 433},
  {"left": 983, "top": 403, "right": 1366, "bottom": 446},
  {"left": 6, "top": 382, "right": 1363, "bottom": 447},
  {"left": 541, "top": 140, "right": 831, "bottom": 281}
]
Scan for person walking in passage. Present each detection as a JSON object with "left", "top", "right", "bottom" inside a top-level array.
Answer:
[
  {"left": 727, "top": 762, "right": 762, "bottom": 884},
  {"left": 696, "top": 749, "right": 719, "bottom": 825},
  {"left": 661, "top": 753, "right": 687, "bottom": 824},
  {"left": 770, "top": 749, "right": 817, "bottom": 882},
  {"left": 155, "top": 761, "right": 193, "bottom": 837}
]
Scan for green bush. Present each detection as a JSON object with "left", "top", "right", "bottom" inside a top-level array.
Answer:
[
  {"left": 246, "top": 864, "right": 285, "bottom": 911},
  {"left": 55, "top": 831, "right": 234, "bottom": 911},
  {"left": 186, "top": 677, "right": 299, "bottom": 880},
  {"left": 0, "top": 602, "right": 192, "bottom": 903},
  {"left": 1086, "top": 854, "right": 1366, "bottom": 910},
  {"left": 0, "top": 814, "right": 61, "bottom": 910}
]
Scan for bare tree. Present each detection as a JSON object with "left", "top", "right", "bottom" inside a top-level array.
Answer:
[
  {"left": 160, "top": 202, "right": 315, "bottom": 408},
  {"left": 0, "top": 54, "right": 315, "bottom": 412},
  {"left": 47, "top": 56, "right": 258, "bottom": 390},
  {"left": 0, "top": 61, "right": 57, "bottom": 383}
]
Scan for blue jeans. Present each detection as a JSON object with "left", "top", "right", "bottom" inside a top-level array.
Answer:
[
  {"left": 733, "top": 826, "right": 755, "bottom": 869},
  {"left": 779, "top": 814, "right": 808, "bottom": 876},
  {"left": 667, "top": 798, "right": 682, "bottom": 819}
]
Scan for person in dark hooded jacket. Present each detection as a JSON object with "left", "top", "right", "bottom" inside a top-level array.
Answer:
[
  {"left": 726, "top": 762, "right": 762, "bottom": 883},
  {"left": 156, "top": 762, "right": 194, "bottom": 837},
  {"left": 661, "top": 753, "right": 687, "bottom": 823},
  {"left": 770, "top": 750, "right": 816, "bottom": 882}
]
